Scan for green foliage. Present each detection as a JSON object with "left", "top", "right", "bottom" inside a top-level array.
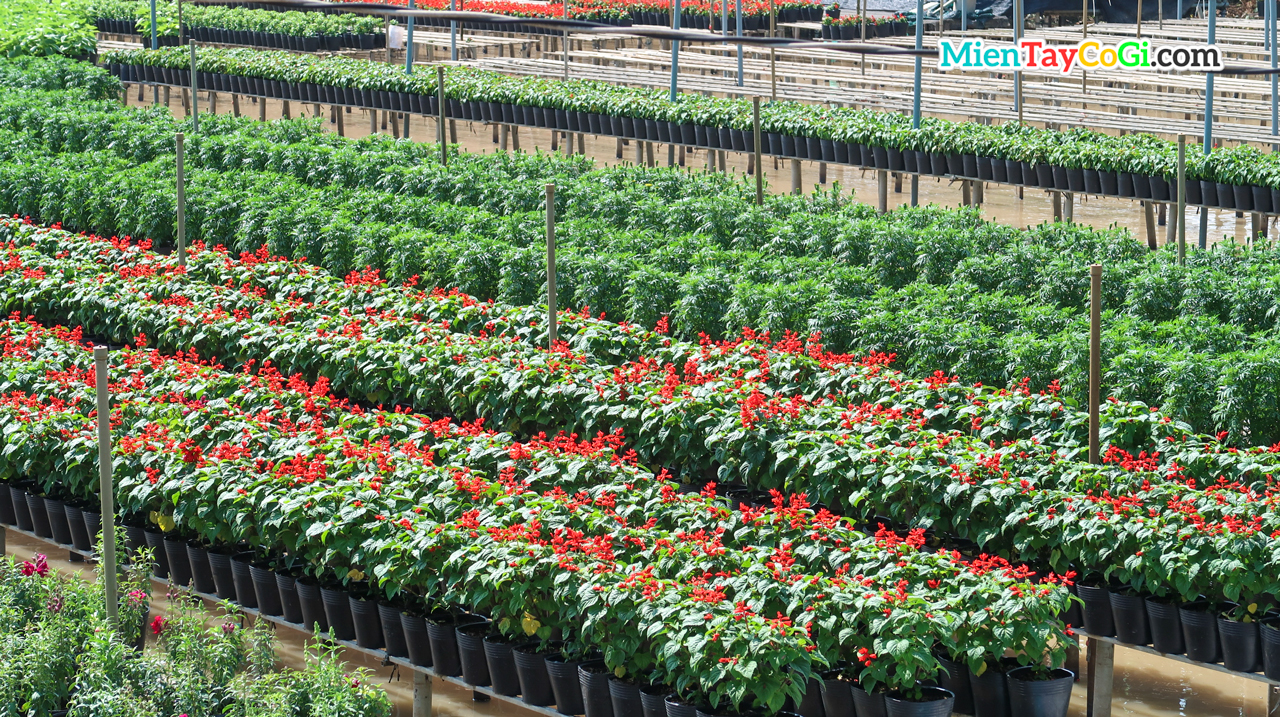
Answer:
[{"left": 0, "top": 0, "right": 96, "bottom": 58}]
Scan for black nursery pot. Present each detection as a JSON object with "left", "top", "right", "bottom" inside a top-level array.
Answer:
[
  {"left": 320, "top": 586, "right": 356, "bottom": 640},
  {"left": 187, "top": 543, "right": 217, "bottom": 594},
  {"left": 1076, "top": 583, "right": 1115, "bottom": 637},
  {"left": 45, "top": 498, "right": 72, "bottom": 546},
  {"left": 820, "top": 676, "right": 854, "bottom": 717},
  {"left": 484, "top": 634, "right": 521, "bottom": 696},
  {"left": 663, "top": 694, "right": 697, "bottom": 717},
  {"left": 401, "top": 611, "right": 432, "bottom": 667},
  {"left": 0, "top": 482, "right": 13, "bottom": 525},
  {"left": 230, "top": 553, "right": 258, "bottom": 609},
  {"left": 457, "top": 619, "right": 493, "bottom": 686},
  {"left": 968, "top": 664, "right": 1009, "bottom": 717},
  {"left": 547, "top": 653, "right": 586, "bottom": 715},
  {"left": 797, "top": 675, "right": 825, "bottom": 717},
  {"left": 277, "top": 572, "right": 304, "bottom": 624},
  {"left": 1083, "top": 169, "right": 1102, "bottom": 194},
  {"left": 207, "top": 550, "right": 237, "bottom": 601},
  {"left": 1216, "top": 182, "right": 1235, "bottom": 209},
  {"left": 65, "top": 504, "right": 90, "bottom": 552},
  {"left": 849, "top": 682, "right": 887, "bottom": 717},
  {"left": 378, "top": 602, "right": 408, "bottom": 658},
  {"left": 1260, "top": 616, "right": 1280, "bottom": 680},
  {"left": 1110, "top": 591, "right": 1151, "bottom": 645},
  {"left": 608, "top": 676, "right": 643, "bottom": 717},
  {"left": 142, "top": 530, "right": 169, "bottom": 579},
  {"left": 639, "top": 684, "right": 672, "bottom": 717},
  {"left": 251, "top": 564, "right": 283, "bottom": 617},
  {"left": 579, "top": 660, "right": 615, "bottom": 717},
  {"left": 82, "top": 509, "right": 100, "bottom": 548},
  {"left": 163, "top": 536, "right": 193, "bottom": 587},
  {"left": 426, "top": 613, "right": 467, "bottom": 676},
  {"left": 1004, "top": 159, "right": 1023, "bottom": 185},
  {"left": 1180, "top": 600, "right": 1222, "bottom": 663},
  {"left": 1200, "top": 180, "right": 1218, "bottom": 207},
  {"left": 1005, "top": 667, "right": 1073, "bottom": 717},
  {"left": 885, "top": 687, "right": 953, "bottom": 717},
  {"left": 514, "top": 642, "right": 556, "bottom": 707},
  {"left": 1218, "top": 612, "right": 1260, "bottom": 672},
  {"left": 1146, "top": 597, "right": 1184, "bottom": 654},
  {"left": 350, "top": 595, "right": 385, "bottom": 650},
  {"left": 935, "top": 652, "right": 974, "bottom": 715},
  {"left": 27, "top": 492, "right": 52, "bottom": 538}
]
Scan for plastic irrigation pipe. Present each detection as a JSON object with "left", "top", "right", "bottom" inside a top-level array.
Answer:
[{"left": 94, "top": 346, "right": 117, "bottom": 626}]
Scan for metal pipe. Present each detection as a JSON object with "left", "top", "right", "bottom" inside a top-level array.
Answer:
[
  {"left": 406, "top": 0, "right": 416, "bottom": 72},
  {"left": 736, "top": 0, "right": 743, "bottom": 86},
  {"left": 1177, "top": 135, "right": 1186, "bottom": 264},
  {"left": 437, "top": 66, "right": 447, "bottom": 165},
  {"left": 176, "top": 133, "right": 186, "bottom": 267},
  {"left": 753, "top": 96, "right": 762, "bottom": 204},
  {"left": 671, "top": 0, "right": 680, "bottom": 100},
  {"left": 1015, "top": 0, "right": 1023, "bottom": 124},
  {"left": 913, "top": 0, "right": 923, "bottom": 127},
  {"left": 94, "top": 346, "right": 118, "bottom": 626},
  {"left": 562, "top": 0, "right": 569, "bottom": 79},
  {"left": 769, "top": 0, "right": 776, "bottom": 101},
  {"left": 1089, "top": 264, "right": 1101, "bottom": 465},
  {"left": 189, "top": 40, "right": 199, "bottom": 133},
  {"left": 451, "top": 0, "right": 458, "bottom": 61},
  {"left": 1273, "top": 0, "right": 1278, "bottom": 149},
  {"left": 545, "top": 183, "right": 557, "bottom": 348}
]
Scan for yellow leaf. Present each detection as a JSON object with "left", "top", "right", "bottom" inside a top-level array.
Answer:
[
  {"left": 614, "top": 666, "right": 626, "bottom": 678},
  {"left": 347, "top": 568, "right": 366, "bottom": 581},
  {"left": 499, "top": 617, "right": 511, "bottom": 633},
  {"left": 522, "top": 615, "right": 541, "bottom": 636},
  {"left": 156, "top": 514, "right": 175, "bottom": 532},
  {"left": 975, "top": 661, "right": 988, "bottom": 677},
  {"left": 1249, "top": 603, "right": 1258, "bottom": 614}
]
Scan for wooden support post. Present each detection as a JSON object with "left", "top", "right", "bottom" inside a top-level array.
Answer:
[
  {"left": 414, "top": 672, "right": 432, "bottom": 717},
  {"left": 1158, "top": 203, "right": 1167, "bottom": 226},
  {"left": 258, "top": 96, "right": 265, "bottom": 122},
  {"left": 391, "top": 113, "right": 401, "bottom": 140},
  {"left": 502, "top": 125, "right": 510, "bottom": 151},
  {"left": 1144, "top": 202, "right": 1158, "bottom": 249},
  {"left": 577, "top": 133, "right": 585, "bottom": 155},
  {"left": 668, "top": 144, "right": 675, "bottom": 167},
  {"left": 182, "top": 88, "right": 189, "bottom": 115},
  {"left": 974, "top": 182, "right": 984, "bottom": 204},
  {"left": 1065, "top": 192, "right": 1074, "bottom": 222},
  {"left": 679, "top": 146, "right": 685, "bottom": 167},
  {"left": 877, "top": 170, "right": 888, "bottom": 212},
  {"left": 209, "top": 92, "right": 216, "bottom": 115},
  {"left": 962, "top": 181, "right": 972, "bottom": 207},
  {"left": 792, "top": 160, "right": 803, "bottom": 195},
  {"left": 492, "top": 125, "right": 499, "bottom": 144},
  {"left": 1254, "top": 213, "right": 1266, "bottom": 241},
  {"left": 163, "top": 85, "right": 169, "bottom": 108},
  {"left": 638, "top": 140, "right": 646, "bottom": 166},
  {"left": 1086, "top": 638, "right": 1114, "bottom": 717},
  {"left": 893, "top": 173, "right": 902, "bottom": 193},
  {"left": 370, "top": 108, "right": 377, "bottom": 135},
  {"left": 336, "top": 107, "right": 344, "bottom": 137},
  {"left": 232, "top": 94, "right": 240, "bottom": 117},
  {"left": 511, "top": 126, "right": 520, "bottom": 151},
  {"left": 1166, "top": 206, "right": 1176, "bottom": 245},
  {"left": 819, "top": 162, "right": 827, "bottom": 184},
  {"left": 313, "top": 103, "right": 321, "bottom": 118},
  {"left": 614, "top": 136, "right": 621, "bottom": 158},
  {"left": 717, "top": 150, "right": 725, "bottom": 172},
  {"left": 282, "top": 100, "right": 290, "bottom": 120}
]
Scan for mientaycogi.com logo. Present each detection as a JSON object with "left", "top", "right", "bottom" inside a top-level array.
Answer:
[{"left": 938, "top": 38, "right": 1225, "bottom": 73}]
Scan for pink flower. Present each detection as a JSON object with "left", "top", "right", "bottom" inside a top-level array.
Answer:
[
  {"left": 20, "top": 554, "right": 49, "bottom": 577},
  {"left": 151, "top": 615, "right": 168, "bottom": 635}
]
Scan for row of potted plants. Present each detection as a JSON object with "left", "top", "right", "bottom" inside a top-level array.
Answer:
[
  {"left": 100, "top": 46, "right": 1280, "bottom": 203},
  {"left": 7, "top": 217, "right": 1280, "bottom": 651},
  {"left": 86, "top": 0, "right": 388, "bottom": 51},
  {"left": 819, "top": 14, "right": 912, "bottom": 41},
  {"left": 0, "top": 550, "right": 394, "bottom": 715},
  {"left": 0, "top": 316, "right": 1076, "bottom": 716},
  {"left": 332, "top": 0, "right": 823, "bottom": 28}
]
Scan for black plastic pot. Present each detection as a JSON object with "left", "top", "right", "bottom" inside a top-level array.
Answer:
[
  {"left": 1117, "top": 172, "right": 1135, "bottom": 197},
  {"left": 1132, "top": 173, "right": 1152, "bottom": 199},
  {"left": 1253, "top": 186, "right": 1274, "bottom": 214},
  {"left": 1200, "top": 180, "right": 1218, "bottom": 207},
  {"left": 1035, "top": 163, "right": 1054, "bottom": 187},
  {"left": 1185, "top": 178, "right": 1202, "bottom": 205},
  {"left": 457, "top": 619, "right": 493, "bottom": 686},
  {"left": 1005, "top": 667, "right": 1072, "bottom": 717},
  {"left": 1180, "top": 601, "right": 1222, "bottom": 663},
  {"left": 872, "top": 145, "right": 889, "bottom": 169},
  {"left": 968, "top": 664, "right": 1009, "bottom": 717},
  {"left": 991, "top": 157, "right": 1008, "bottom": 183},
  {"left": 885, "top": 687, "right": 953, "bottom": 717},
  {"left": 608, "top": 676, "right": 643, "bottom": 717},
  {"left": 976, "top": 156, "right": 993, "bottom": 180},
  {"left": 230, "top": 553, "right": 258, "bottom": 609},
  {"left": 1077, "top": 583, "right": 1115, "bottom": 637},
  {"left": 350, "top": 596, "right": 384, "bottom": 649},
  {"left": 797, "top": 676, "right": 825, "bottom": 717},
  {"left": 427, "top": 614, "right": 469, "bottom": 676},
  {"left": 187, "top": 544, "right": 217, "bottom": 594},
  {"left": 378, "top": 602, "right": 408, "bottom": 657},
  {"left": 207, "top": 550, "right": 237, "bottom": 601},
  {"left": 1218, "top": 614, "right": 1260, "bottom": 672},
  {"left": 1000, "top": 159, "right": 1019, "bottom": 184},
  {"left": 1021, "top": 162, "right": 1038, "bottom": 186},
  {"left": 277, "top": 573, "right": 304, "bottom": 624},
  {"left": 163, "top": 537, "right": 193, "bottom": 587},
  {"left": 548, "top": 654, "right": 586, "bottom": 715},
  {"left": 929, "top": 153, "right": 948, "bottom": 176},
  {"left": 1083, "top": 169, "right": 1101, "bottom": 195},
  {"left": 1099, "top": 170, "right": 1117, "bottom": 195},
  {"left": 321, "top": 586, "right": 356, "bottom": 640},
  {"left": 0, "top": 482, "right": 13, "bottom": 525},
  {"left": 65, "top": 505, "right": 89, "bottom": 552},
  {"left": 45, "top": 499, "right": 72, "bottom": 545},
  {"left": 579, "top": 660, "right": 614, "bottom": 717},
  {"left": 141, "top": 530, "right": 168, "bottom": 579},
  {"left": 1149, "top": 176, "right": 1170, "bottom": 201},
  {"left": 946, "top": 153, "right": 964, "bottom": 175},
  {"left": 485, "top": 635, "right": 521, "bottom": 695},
  {"left": 514, "top": 642, "right": 556, "bottom": 706},
  {"left": 1233, "top": 184, "right": 1253, "bottom": 212},
  {"left": 1051, "top": 165, "right": 1069, "bottom": 190},
  {"left": 1110, "top": 591, "right": 1150, "bottom": 645},
  {"left": 1146, "top": 597, "right": 1184, "bottom": 654},
  {"left": 27, "top": 492, "right": 51, "bottom": 538},
  {"left": 251, "top": 565, "right": 283, "bottom": 616},
  {"left": 901, "top": 148, "right": 915, "bottom": 172},
  {"left": 849, "top": 682, "right": 887, "bottom": 717},
  {"left": 1068, "top": 168, "right": 1086, "bottom": 193},
  {"left": 820, "top": 677, "right": 854, "bottom": 717},
  {"left": 1261, "top": 616, "right": 1280, "bottom": 679},
  {"left": 663, "top": 695, "right": 696, "bottom": 717},
  {"left": 1216, "top": 182, "right": 1235, "bottom": 210},
  {"left": 935, "top": 653, "right": 974, "bottom": 715},
  {"left": 401, "top": 611, "right": 432, "bottom": 666},
  {"left": 82, "top": 509, "right": 99, "bottom": 547}
]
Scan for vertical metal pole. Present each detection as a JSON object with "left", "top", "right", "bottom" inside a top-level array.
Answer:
[
  {"left": 877, "top": 170, "right": 888, "bottom": 212},
  {"left": 562, "top": 0, "right": 569, "bottom": 80},
  {"left": 176, "top": 134, "right": 186, "bottom": 267},
  {"left": 94, "top": 347, "right": 117, "bottom": 626},
  {"left": 1177, "top": 135, "right": 1186, "bottom": 265},
  {"left": 791, "top": 160, "right": 801, "bottom": 194},
  {"left": 1082, "top": 0, "right": 1088, "bottom": 92},
  {"left": 406, "top": 0, "right": 416, "bottom": 73},
  {"left": 769, "top": 0, "right": 777, "bottom": 101},
  {"left": 913, "top": 0, "right": 924, "bottom": 127},
  {"left": 150, "top": 0, "right": 159, "bottom": 104},
  {"left": 545, "top": 184, "right": 557, "bottom": 348},
  {"left": 414, "top": 672, "right": 433, "bottom": 717},
  {"left": 962, "top": 0, "right": 967, "bottom": 32},
  {"left": 189, "top": 40, "right": 199, "bottom": 134},
  {"left": 1015, "top": 0, "right": 1023, "bottom": 124},
  {"left": 1272, "top": 0, "right": 1278, "bottom": 149},
  {"left": 753, "top": 97, "right": 763, "bottom": 204},
  {"left": 671, "top": 0, "right": 681, "bottom": 101},
  {"left": 722, "top": 0, "right": 728, "bottom": 38},
  {"left": 451, "top": 0, "right": 458, "bottom": 61},
  {"left": 1144, "top": 201, "right": 1157, "bottom": 248},
  {"left": 1088, "top": 264, "right": 1101, "bottom": 465},
  {"left": 1137, "top": 0, "right": 1143, "bottom": 37},
  {"left": 437, "top": 66, "right": 447, "bottom": 165},
  {"left": 1203, "top": 3, "right": 1215, "bottom": 152},
  {"left": 737, "top": 0, "right": 747, "bottom": 87}
]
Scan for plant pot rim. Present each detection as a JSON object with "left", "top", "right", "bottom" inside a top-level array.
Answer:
[
  {"left": 886, "top": 686, "right": 953, "bottom": 703},
  {"left": 1006, "top": 666, "right": 1074, "bottom": 682}
]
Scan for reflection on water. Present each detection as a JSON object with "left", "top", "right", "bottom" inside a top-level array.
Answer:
[{"left": 6, "top": 529, "right": 1275, "bottom": 717}]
